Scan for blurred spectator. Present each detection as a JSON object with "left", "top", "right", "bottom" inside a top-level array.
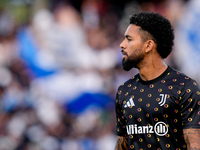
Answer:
[{"left": 174, "top": 0, "right": 200, "bottom": 83}]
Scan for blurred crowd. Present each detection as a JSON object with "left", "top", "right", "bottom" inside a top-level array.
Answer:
[{"left": 0, "top": 0, "right": 198, "bottom": 150}]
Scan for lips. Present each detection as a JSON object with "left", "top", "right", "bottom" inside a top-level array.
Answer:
[
  {"left": 121, "top": 50, "right": 128, "bottom": 62},
  {"left": 121, "top": 50, "right": 128, "bottom": 60},
  {"left": 121, "top": 49, "right": 127, "bottom": 56}
]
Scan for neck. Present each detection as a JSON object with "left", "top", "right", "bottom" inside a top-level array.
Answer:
[{"left": 138, "top": 59, "right": 167, "bottom": 81}]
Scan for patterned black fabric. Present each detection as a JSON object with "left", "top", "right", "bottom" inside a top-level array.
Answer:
[{"left": 115, "top": 66, "right": 200, "bottom": 150}]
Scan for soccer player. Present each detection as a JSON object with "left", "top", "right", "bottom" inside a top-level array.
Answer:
[{"left": 115, "top": 12, "right": 200, "bottom": 150}]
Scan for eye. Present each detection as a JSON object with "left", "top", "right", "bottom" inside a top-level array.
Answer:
[
  {"left": 124, "top": 35, "right": 132, "bottom": 41},
  {"left": 127, "top": 38, "right": 132, "bottom": 41}
]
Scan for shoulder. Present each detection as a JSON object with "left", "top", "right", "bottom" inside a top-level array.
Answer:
[
  {"left": 168, "top": 67, "right": 196, "bottom": 84},
  {"left": 117, "top": 73, "right": 140, "bottom": 91},
  {"left": 169, "top": 67, "right": 200, "bottom": 95}
]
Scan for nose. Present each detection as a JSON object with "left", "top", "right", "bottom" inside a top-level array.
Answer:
[{"left": 120, "top": 39, "right": 126, "bottom": 49}]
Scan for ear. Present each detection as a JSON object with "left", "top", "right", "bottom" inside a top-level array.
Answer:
[{"left": 144, "top": 40, "right": 155, "bottom": 53}]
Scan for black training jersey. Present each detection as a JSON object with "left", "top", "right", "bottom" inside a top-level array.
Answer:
[{"left": 115, "top": 66, "right": 200, "bottom": 150}]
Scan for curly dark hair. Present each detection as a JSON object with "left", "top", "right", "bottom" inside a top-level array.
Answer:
[{"left": 129, "top": 12, "right": 174, "bottom": 59}]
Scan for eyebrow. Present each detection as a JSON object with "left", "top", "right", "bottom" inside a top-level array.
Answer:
[{"left": 125, "top": 35, "right": 132, "bottom": 38}]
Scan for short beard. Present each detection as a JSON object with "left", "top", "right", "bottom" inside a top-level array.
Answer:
[{"left": 122, "top": 57, "right": 139, "bottom": 71}]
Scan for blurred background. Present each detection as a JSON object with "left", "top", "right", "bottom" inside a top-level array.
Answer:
[{"left": 0, "top": 0, "right": 199, "bottom": 149}]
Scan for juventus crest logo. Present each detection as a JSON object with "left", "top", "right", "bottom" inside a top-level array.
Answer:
[{"left": 159, "top": 94, "right": 167, "bottom": 106}]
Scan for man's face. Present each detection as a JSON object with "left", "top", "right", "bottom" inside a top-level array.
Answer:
[{"left": 120, "top": 24, "right": 145, "bottom": 71}]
